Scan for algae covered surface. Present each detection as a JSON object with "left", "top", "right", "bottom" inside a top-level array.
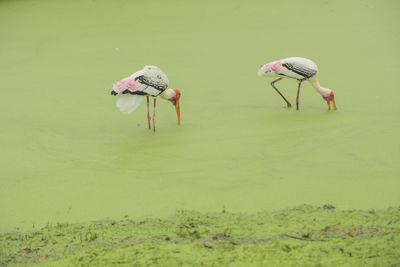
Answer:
[
  {"left": 1, "top": 0, "right": 400, "bottom": 264},
  {"left": 1, "top": 205, "right": 400, "bottom": 266},
  {"left": 1, "top": 0, "right": 400, "bottom": 233}
]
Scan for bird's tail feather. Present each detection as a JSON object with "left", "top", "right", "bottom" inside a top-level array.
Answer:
[{"left": 116, "top": 94, "right": 143, "bottom": 114}]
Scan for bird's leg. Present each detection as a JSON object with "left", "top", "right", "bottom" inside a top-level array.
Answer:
[
  {"left": 270, "top": 78, "right": 292, "bottom": 107},
  {"left": 147, "top": 96, "right": 151, "bottom": 129},
  {"left": 153, "top": 98, "right": 156, "bottom": 132},
  {"left": 296, "top": 82, "right": 302, "bottom": 110}
]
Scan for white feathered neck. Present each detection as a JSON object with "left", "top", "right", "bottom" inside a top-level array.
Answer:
[
  {"left": 311, "top": 79, "right": 331, "bottom": 97},
  {"left": 160, "top": 89, "right": 176, "bottom": 100}
]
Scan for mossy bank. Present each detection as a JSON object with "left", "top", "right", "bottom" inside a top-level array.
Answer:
[{"left": 1, "top": 205, "right": 399, "bottom": 266}]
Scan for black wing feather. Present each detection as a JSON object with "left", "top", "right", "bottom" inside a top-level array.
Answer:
[
  {"left": 135, "top": 75, "right": 168, "bottom": 92},
  {"left": 282, "top": 63, "right": 317, "bottom": 79}
]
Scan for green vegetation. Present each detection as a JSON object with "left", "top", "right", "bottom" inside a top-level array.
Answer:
[
  {"left": 1, "top": 0, "right": 399, "bottom": 264},
  {"left": 1, "top": 0, "right": 399, "bottom": 234},
  {"left": 2, "top": 205, "right": 399, "bottom": 266}
]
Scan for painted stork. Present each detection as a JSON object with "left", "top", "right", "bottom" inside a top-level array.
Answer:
[
  {"left": 258, "top": 57, "right": 336, "bottom": 110},
  {"left": 110, "top": 65, "right": 181, "bottom": 131}
]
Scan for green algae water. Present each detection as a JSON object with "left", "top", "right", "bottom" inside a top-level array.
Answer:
[
  {"left": 1, "top": 206, "right": 400, "bottom": 266},
  {"left": 0, "top": 0, "right": 399, "bottom": 245}
]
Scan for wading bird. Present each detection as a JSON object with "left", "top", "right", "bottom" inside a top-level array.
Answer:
[
  {"left": 258, "top": 57, "right": 336, "bottom": 110},
  {"left": 110, "top": 65, "right": 181, "bottom": 131}
]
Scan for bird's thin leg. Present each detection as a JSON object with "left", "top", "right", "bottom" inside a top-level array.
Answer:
[
  {"left": 270, "top": 78, "right": 292, "bottom": 107},
  {"left": 146, "top": 96, "right": 151, "bottom": 129},
  {"left": 296, "top": 82, "right": 302, "bottom": 110},
  {"left": 153, "top": 98, "right": 156, "bottom": 132}
]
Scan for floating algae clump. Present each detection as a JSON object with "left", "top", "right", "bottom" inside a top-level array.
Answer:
[{"left": 1, "top": 205, "right": 400, "bottom": 266}]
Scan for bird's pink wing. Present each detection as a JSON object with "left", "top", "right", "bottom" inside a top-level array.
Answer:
[
  {"left": 113, "top": 78, "right": 139, "bottom": 93},
  {"left": 272, "top": 62, "right": 282, "bottom": 72}
]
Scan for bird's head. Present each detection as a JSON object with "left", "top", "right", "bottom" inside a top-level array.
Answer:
[
  {"left": 162, "top": 88, "right": 181, "bottom": 125},
  {"left": 322, "top": 91, "right": 336, "bottom": 110}
]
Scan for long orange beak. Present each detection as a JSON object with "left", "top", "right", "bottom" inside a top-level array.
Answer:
[
  {"left": 332, "top": 98, "right": 337, "bottom": 110},
  {"left": 175, "top": 99, "right": 180, "bottom": 125}
]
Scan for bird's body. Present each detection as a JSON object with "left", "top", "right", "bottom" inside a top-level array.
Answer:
[
  {"left": 111, "top": 65, "right": 181, "bottom": 131},
  {"left": 268, "top": 57, "right": 318, "bottom": 81},
  {"left": 258, "top": 57, "right": 336, "bottom": 110}
]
